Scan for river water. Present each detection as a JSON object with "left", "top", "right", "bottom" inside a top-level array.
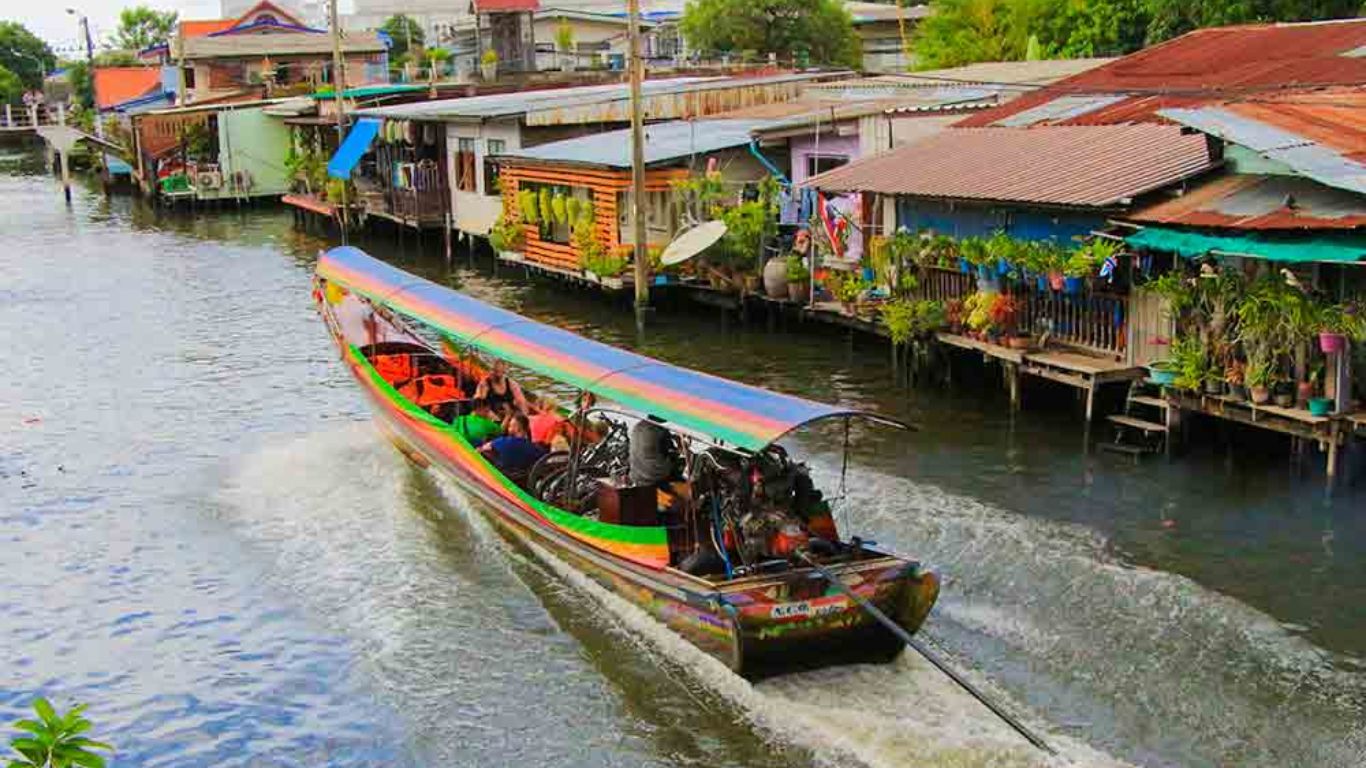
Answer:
[{"left": 1, "top": 148, "right": 1362, "bottom": 767}]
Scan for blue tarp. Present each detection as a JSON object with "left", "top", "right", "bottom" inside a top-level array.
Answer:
[{"left": 327, "top": 117, "right": 381, "bottom": 180}]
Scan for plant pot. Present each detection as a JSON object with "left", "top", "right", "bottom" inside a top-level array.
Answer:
[
  {"left": 1204, "top": 380, "right": 1224, "bottom": 396},
  {"left": 1064, "top": 276, "right": 1083, "bottom": 295},
  {"left": 976, "top": 264, "right": 991, "bottom": 281},
  {"left": 841, "top": 300, "right": 855, "bottom": 315},
  {"left": 481, "top": 62, "right": 498, "bottom": 80},
  {"left": 1006, "top": 334, "right": 1032, "bottom": 350},
  {"left": 1250, "top": 385, "right": 1271, "bottom": 405},
  {"left": 1228, "top": 383, "right": 1247, "bottom": 401},
  {"left": 1147, "top": 365, "right": 1176, "bottom": 385},
  {"left": 1308, "top": 397, "right": 1334, "bottom": 417},
  {"left": 787, "top": 280, "right": 809, "bottom": 303},
  {"left": 976, "top": 273, "right": 1000, "bottom": 292},
  {"left": 1297, "top": 380, "right": 1314, "bottom": 405},
  {"left": 1319, "top": 331, "right": 1347, "bottom": 354},
  {"left": 958, "top": 258, "right": 971, "bottom": 274},
  {"left": 996, "top": 259, "right": 1011, "bottom": 276},
  {"left": 861, "top": 266, "right": 876, "bottom": 282},
  {"left": 1036, "top": 275, "right": 1049, "bottom": 293},
  {"left": 762, "top": 256, "right": 789, "bottom": 299},
  {"left": 1048, "top": 272, "right": 1065, "bottom": 291},
  {"left": 1274, "top": 392, "right": 1295, "bottom": 408}
]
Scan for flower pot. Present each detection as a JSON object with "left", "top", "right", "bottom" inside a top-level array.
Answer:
[
  {"left": 1204, "top": 380, "right": 1224, "bottom": 396},
  {"left": 996, "top": 259, "right": 1011, "bottom": 276},
  {"left": 742, "top": 274, "right": 759, "bottom": 293},
  {"left": 480, "top": 62, "right": 498, "bottom": 80},
  {"left": 1006, "top": 335, "right": 1032, "bottom": 350},
  {"left": 958, "top": 258, "right": 971, "bottom": 274},
  {"left": 1250, "top": 385, "right": 1271, "bottom": 405},
  {"left": 762, "top": 256, "right": 789, "bottom": 299},
  {"left": 1147, "top": 364, "right": 1176, "bottom": 385},
  {"left": 861, "top": 266, "right": 876, "bottom": 282},
  {"left": 976, "top": 264, "right": 991, "bottom": 281},
  {"left": 1048, "top": 272, "right": 1065, "bottom": 291},
  {"left": 1319, "top": 331, "right": 1347, "bottom": 354},
  {"left": 1064, "top": 276, "right": 1083, "bottom": 295},
  {"left": 1308, "top": 397, "right": 1334, "bottom": 417},
  {"left": 787, "top": 280, "right": 809, "bottom": 303},
  {"left": 1036, "top": 275, "right": 1049, "bottom": 293},
  {"left": 1228, "top": 383, "right": 1247, "bottom": 401},
  {"left": 1274, "top": 392, "right": 1295, "bottom": 408},
  {"left": 1297, "top": 380, "right": 1314, "bottom": 405}
]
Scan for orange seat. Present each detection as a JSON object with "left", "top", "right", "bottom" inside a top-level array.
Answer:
[
  {"left": 373, "top": 354, "right": 416, "bottom": 385},
  {"left": 399, "top": 374, "right": 467, "bottom": 406}
]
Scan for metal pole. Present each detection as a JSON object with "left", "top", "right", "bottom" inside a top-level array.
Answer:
[
  {"left": 627, "top": 0, "right": 649, "bottom": 326},
  {"left": 328, "top": 0, "right": 350, "bottom": 241},
  {"left": 795, "top": 551, "right": 1056, "bottom": 756}
]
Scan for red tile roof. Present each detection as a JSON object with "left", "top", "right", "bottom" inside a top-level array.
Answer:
[
  {"left": 179, "top": 20, "right": 235, "bottom": 38},
  {"left": 1127, "top": 172, "right": 1366, "bottom": 230},
  {"left": 806, "top": 124, "right": 1216, "bottom": 208},
  {"left": 957, "top": 19, "right": 1366, "bottom": 128},
  {"left": 93, "top": 67, "right": 162, "bottom": 110}
]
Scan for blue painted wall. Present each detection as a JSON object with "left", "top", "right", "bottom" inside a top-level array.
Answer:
[{"left": 895, "top": 197, "right": 1106, "bottom": 244}]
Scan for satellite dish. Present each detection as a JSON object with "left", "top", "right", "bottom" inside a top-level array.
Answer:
[{"left": 661, "top": 220, "right": 727, "bottom": 265}]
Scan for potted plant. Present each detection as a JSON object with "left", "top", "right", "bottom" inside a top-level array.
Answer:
[
  {"left": 945, "top": 298, "right": 965, "bottom": 333},
  {"left": 1224, "top": 360, "right": 1247, "bottom": 401},
  {"left": 1062, "top": 246, "right": 1096, "bottom": 295},
  {"left": 480, "top": 48, "right": 499, "bottom": 80},
  {"left": 785, "top": 255, "right": 810, "bottom": 303},
  {"left": 1273, "top": 379, "right": 1295, "bottom": 408},
  {"left": 555, "top": 20, "right": 576, "bottom": 72},
  {"left": 488, "top": 210, "right": 525, "bottom": 256},
  {"left": 1246, "top": 359, "right": 1273, "bottom": 404},
  {"left": 1147, "top": 361, "right": 1177, "bottom": 386},
  {"left": 1170, "top": 336, "right": 1207, "bottom": 393},
  {"left": 763, "top": 253, "right": 789, "bottom": 299}
]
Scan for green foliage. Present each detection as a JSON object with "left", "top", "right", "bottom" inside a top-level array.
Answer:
[
  {"left": 912, "top": 0, "right": 1359, "bottom": 70},
  {"left": 5, "top": 698, "right": 113, "bottom": 768},
  {"left": 0, "top": 22, "right": 56, "bottom": 90},
  {"left": 114, "top": 5, "right": 178, "bottom": 51},
  {"left": 830, "top": 272, "right": 871, "bottom": 303},
  {"left": 0, "top": 65, "right": 22, "bottom": 105},
  {"left": 550, "top": 194, "right": 568, "bottom": 225},
  {"left": 537, "top": 188, "right": 553, "bottom": 225},
  {"left": 324, "top": 177, "right": 351, "bottom": 204},
  {"left": 575, "top": 213, "right": 622, "bottom": 277},
  {"left": 284, "top": 141, "right": 327, "bottom": 193},
  {"left": 785, "top": 254, "right": 810, "bottom": 283},
  {"left": 680, "top": 0, "right": 862, "bottom": 67},
  {"left": 883, "top": 298, "right": 946, "bottom": 345},
  {"left": 482, "top": 49, "right": 499, "bottom": 66},
  {"left": 380, "top": 15, "right": 425, "bottom": 60},
  {"left": 489, "top": 211, "right": 525, "bottom": 252},
  {"left": 555, "top": 20, "right": 576, "bottom": 53}
]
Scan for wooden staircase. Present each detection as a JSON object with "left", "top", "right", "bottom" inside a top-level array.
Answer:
[{"left": 1102, "top": 381, "right": 1173, "bottom": 457}]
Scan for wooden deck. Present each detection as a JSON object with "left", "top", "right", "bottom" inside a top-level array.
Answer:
[{"left": 1166, "top": 391, "right": 1355, "bottom": 480}]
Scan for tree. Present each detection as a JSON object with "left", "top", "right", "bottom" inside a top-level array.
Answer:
[
  {"left": 680, "top": 0, "right": 862, "bottom": 68},
  {"left": 6, "top": 698, "right": 113, "bottom": 768},
  {"left": 380, "top": 14, "right": 424, "bottom": 61},
  {"left": 0, "top": 65, "right": 22, "bottom": 104},
  {"left": 113, "top": 5, "right": 179, "bottom": 51},
  {"left": 0, "top": 22, "right": 57, "bottom": 90}
]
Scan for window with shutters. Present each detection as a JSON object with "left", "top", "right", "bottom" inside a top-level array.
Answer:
[{"left": 454, "top": 137, "right": 477, "bottom": 192}]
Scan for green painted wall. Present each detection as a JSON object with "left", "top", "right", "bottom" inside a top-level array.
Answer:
[{"left": 205, "top": 107, "right": 292, "bottom": 199}]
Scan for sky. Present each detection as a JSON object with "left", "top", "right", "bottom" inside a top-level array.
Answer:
[{"left": 6, "top": 0, "right": 221, "bottom": 56}]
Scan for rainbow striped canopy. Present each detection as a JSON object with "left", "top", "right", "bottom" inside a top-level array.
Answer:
[{"left": 318, "top": 247, "right": 889, "bottom": 451}]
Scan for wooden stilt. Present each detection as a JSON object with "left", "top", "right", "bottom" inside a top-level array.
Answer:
[{"left": 1006, "top": 362, "right": 1021, "bottom": 410}]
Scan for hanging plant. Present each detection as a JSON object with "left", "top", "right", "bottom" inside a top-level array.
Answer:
[
  {"left": 551, "top": 194, "right": 568, "bottom": 225},
  {"left": 538, "top": 188, "right": 553, "bottom": 226},
  {"left": 518, "top": 189, "right": 539, "bottom": 225},
  {"left": 565, "top": 197, "right": 583, "bottom": 224}
]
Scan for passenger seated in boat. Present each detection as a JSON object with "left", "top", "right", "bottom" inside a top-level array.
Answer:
[
  {"left": 629, "top": 417, "right": 680, "bottom": 488},
  {"left": 451, "top": 398, "right": 503, "bottom": 447},
  {"left": 529, "top": 404, "right": 565, "bottom": 446},
  {"left": 474, "top": 360, "right": 528, "bottom": 415},
  {"left": 480, "top": 413, "right": 545, "bottom": 474},
  {"left": 569, "top": 392, "right": 608, "bottom": 443}
]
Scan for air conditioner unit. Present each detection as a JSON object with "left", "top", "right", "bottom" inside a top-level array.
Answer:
[{"left": 196, "top": 171, "right": 222, "bottom": 190}]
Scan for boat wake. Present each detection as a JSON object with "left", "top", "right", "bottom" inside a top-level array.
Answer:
[{"left": 216, "top": 426, "right": 1364, "bottom": 768}]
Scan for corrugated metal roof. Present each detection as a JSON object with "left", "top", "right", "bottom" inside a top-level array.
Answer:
[
  {"left": 495, "top": 119, "right": 771, "bottom": 168},
  {"left": 993, "top": 94, "right": 1127, "bottom": 127},
  {"left": 93, "top": 67, "right": 164, "bottom": 110},
  {"left": 958, "top": 19, "right": 1366, "bottom": 129},
  {"left": 806, "top": 124, "right": 1216, "bottom": 208},
  {"left": 845, "top": 1, "right": 930, "bottom": 24},
  {"left": 474, "top": 0, "right": 540, "bottom": 11},
  {"left": 355, "top": 72, "right": 840, "bottom": 123},
  {"left": 1159, "top": 105, "right": 1366, "bottom": 195},
  {"left": 1126, "top": 173, "right": 1366, "bottom": 230},
  {"left": 805, "top": 59, "right": 1115, "bottom": 93}
]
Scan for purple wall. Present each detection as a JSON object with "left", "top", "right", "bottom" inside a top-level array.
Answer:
[{"left": 788, "top": 133, "right": 861, "bottom": 187}]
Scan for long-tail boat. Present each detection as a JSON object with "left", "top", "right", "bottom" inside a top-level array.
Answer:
[{"left": 315, "top": 246, "right": 939, "bottom": 677}]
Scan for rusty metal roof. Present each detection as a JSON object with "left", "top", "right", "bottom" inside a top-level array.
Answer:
[
  {"left": 958, "top": 19, "right": 1366, "bottom": 128},
  {"left": 1126, "top": 172, "right": 1366, "bottom": 230},
  {"left": 806, "top": 124, "right": 1216, "bottom": 208}
]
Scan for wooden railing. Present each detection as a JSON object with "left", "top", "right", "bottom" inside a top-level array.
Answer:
[
  {"left": 0, "top": 104, "right": 66, "bottom": 131},
  {"left": 908, "top": 266, "right": 1128, "bottom": 359}
]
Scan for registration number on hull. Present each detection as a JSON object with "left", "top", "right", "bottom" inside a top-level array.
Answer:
[{"left": 770, "top": 598, "right": 849, "bottom": 620}]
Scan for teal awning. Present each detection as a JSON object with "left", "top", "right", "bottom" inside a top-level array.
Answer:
[
  {"left": 327, "top": 117, "right": 381, "bottom": 180},
  {"left": 1126, "top": 227, "right": 1366, "bottom": 264}
]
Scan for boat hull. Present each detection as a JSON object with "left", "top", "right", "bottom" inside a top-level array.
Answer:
[{"left": 324, "top": 304, "right": 938, "bottom": 677}]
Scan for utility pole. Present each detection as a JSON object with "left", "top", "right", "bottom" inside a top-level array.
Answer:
[
  {"left": 328, "top": 0, "right": 350, "bottom": 239},
  {"left": 627, "top": 0, "right": 648, "bottom": 327}
]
